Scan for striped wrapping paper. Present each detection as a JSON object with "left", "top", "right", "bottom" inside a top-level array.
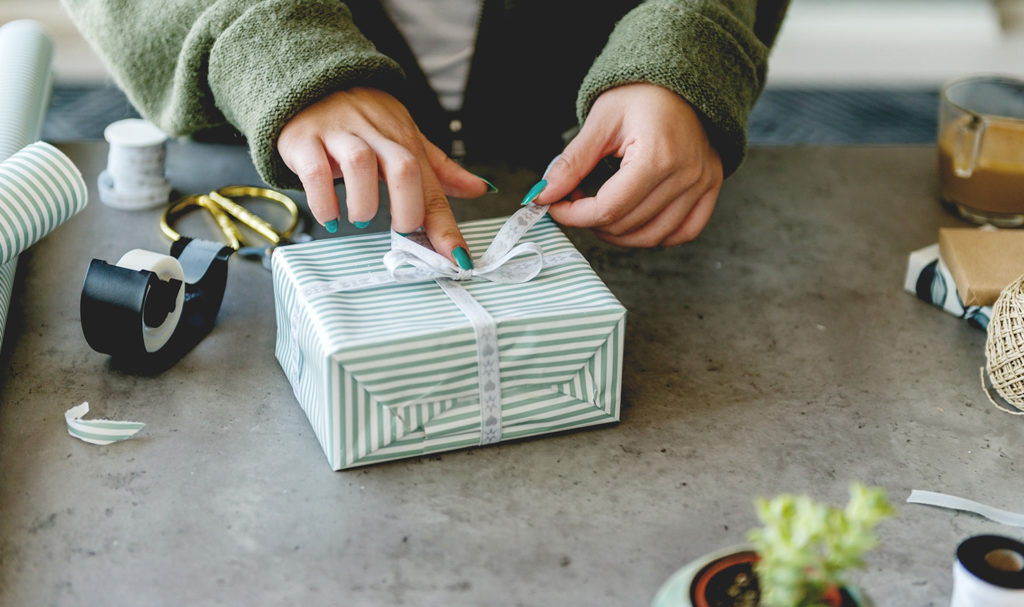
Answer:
[
  {"left": 0, "top": 141, "right": 87, "bottom": 340},
  {"left": 274, "top": 214, "right": 626, "bottom": 470},
  {"left": 0, "top": 20, "right": 60, "bottom": 345}
]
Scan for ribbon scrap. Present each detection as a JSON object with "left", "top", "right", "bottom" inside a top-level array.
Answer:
[
  {"left": 296, "top": 203, "right": 584, "bottom": 445},
  {"left": 908, "top": 489, "right": 1024, "bottom": 528},
  {"left": 65, "top": 402, "right": 145, "bottom": 445}
]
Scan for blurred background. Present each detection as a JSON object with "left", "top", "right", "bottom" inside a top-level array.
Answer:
[{"left": 1, "top": 0, "right": 1023, "bottom": 145}]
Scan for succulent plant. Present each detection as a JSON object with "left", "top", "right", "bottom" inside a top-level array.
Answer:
[{"left": 747, "top": 483, "right": 893, "bottom": 607}]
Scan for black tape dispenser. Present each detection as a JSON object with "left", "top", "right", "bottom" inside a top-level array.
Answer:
[{"left": 80, "top": 238, "right": 233, "bottom": 369}]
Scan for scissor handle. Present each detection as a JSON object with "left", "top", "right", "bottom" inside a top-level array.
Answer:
[
  {"left": 160, "top": 186, "right": 300, "bottom": 250},
  {"left": 161, "top": 194, "right": 242, "bottom": 250},
  {"left": 214, "top": 186, "right": 299, "bottom": 240},
  {"left": 208, "top": 191, "right": 284, "bottom": 245}
]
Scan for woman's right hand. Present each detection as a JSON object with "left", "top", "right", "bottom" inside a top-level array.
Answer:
[{"left": 277, "top": 87, "right": 490, "bottom": 269}]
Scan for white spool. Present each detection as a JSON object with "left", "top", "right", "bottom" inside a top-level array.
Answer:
[
  {"left": 951, "top": 535, "right": 1024, "bottom": 607},
  {"left": 115, "top": 249, "right": 185, "bottom": 353},
  {"left": 100, "top": 119, "right": 172, "bottom": 211}
]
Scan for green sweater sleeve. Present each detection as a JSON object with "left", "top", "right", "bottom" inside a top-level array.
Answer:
[
  {"left": 60, "top": 0, "right": 404, "bottom": 190},
  {"left": 577, "top": 0, "right": 790, "bottom": 176}
]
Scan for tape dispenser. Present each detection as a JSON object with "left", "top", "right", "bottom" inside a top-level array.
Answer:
[{"left": 80, "top": 238, "right": 233, "bottom": 367}]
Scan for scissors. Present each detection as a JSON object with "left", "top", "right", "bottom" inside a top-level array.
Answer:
[{"left": 160, "top": 185, "right": 308, "bottom": 267}]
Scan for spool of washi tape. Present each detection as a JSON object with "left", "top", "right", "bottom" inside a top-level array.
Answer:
[
  {"left": 81, "top": 238, "right": 233, "bottom": 367},
  {"left": 951, "top": 535, "right": 1024, "bottom": 607},
  {"left": 98, "top": 118, "right": 173, "bottom": 211}
]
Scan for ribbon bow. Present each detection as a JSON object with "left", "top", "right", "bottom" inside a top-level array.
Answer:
[{"left": 383, "top": 203, "right": 549, "bottom": 284}]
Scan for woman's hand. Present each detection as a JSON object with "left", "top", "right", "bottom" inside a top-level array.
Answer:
[
  {"left": 277, "top": 87, "right": 490, "bottom": 268},
  {"left": 531, "top": 83, "right": 724, "bottom": 247}
]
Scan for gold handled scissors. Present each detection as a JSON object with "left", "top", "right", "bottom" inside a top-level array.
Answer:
[{"left": 160, "top": 185, "right": 302, "bottom": 251}]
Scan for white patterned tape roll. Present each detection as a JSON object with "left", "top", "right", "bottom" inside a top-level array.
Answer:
[{"left": 100, "top": 118, "right": 172, "bottom": 210}]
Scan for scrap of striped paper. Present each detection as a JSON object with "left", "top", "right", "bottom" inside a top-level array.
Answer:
[
  {"left": 65, "top": 402, "right": 145, "bottom": 445},
  {"left": 274, "top": 214, "right": 626, "bottom": 470}
]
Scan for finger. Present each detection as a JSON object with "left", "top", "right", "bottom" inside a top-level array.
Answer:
[
  {"left": 280, "top": 137, "right": 342, "bottom": 229},
  {"left": 545, "top": 157, "right": 663, "bottom": 229},
  {"left": 362, "top": 133, "right": 425, "bottom": 234},
  {"left": 595, "top": 184, "right": 719, "bottom": 248},
  {"left": 658, "top": 183, "right": 720, "bottom": 247},
  {"left": 422, "top": 137, "right": 492, "bottom": 199},
  {"left": 324, "top": 131, "right": 380, "bottom": 226},
  {"left": 420, "top": 159, "right": 472, "bottom": 269},
  {"left": 531, "top": 115, "right": 620, "bottom": 206}
]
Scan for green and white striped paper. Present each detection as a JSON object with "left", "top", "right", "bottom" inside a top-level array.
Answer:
[
  {"left": 0, "top": 141, "right": 88, "bottom": 339},
  {"left": 274, "top": 215, "right": 626, "bottom": 470},
  {"left": 0, "top": 20, "right": 59, "bottom": 346}
]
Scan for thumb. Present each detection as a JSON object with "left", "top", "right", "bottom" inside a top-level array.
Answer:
[{"left": 529, "top": 118, "right": 615, "bottom": 205}]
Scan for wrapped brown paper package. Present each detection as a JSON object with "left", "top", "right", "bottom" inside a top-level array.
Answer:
[{"left": 938, "top": 227, "right": 1024, "bottom": 306}]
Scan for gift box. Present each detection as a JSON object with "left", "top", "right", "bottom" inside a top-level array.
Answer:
[
  {"left": 938, "top": 227, "right": 1024, "bottom": 306},
  {"left": 904, "top": 242, "right": 990, "bottom": 330},
  {"left": 273, "top": 205, "right": 627, "bottom": 470}
]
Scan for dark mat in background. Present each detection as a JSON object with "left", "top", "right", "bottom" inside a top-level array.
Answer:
[{"left": 41, "top": 84, "right": 941, "bottom": 145}]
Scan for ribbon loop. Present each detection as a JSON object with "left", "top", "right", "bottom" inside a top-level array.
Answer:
[{"left": 383, "top": 204, "right": 550, "bottom": 285}]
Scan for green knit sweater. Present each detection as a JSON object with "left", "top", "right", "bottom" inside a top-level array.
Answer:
[{"left": 61, "top": 0, "right": 789, "bottom": 190}]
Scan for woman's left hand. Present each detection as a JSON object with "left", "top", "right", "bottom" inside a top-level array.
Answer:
[{"left": 531, "top": 83, "right": 723, "bottom": 247}]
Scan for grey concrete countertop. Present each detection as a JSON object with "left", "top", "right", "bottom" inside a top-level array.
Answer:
[{"left": 0, "top": 141, "right": 1018, "bottom": 606}]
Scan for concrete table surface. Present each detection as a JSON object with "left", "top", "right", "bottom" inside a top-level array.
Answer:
[{"left": 0, "top": 141, "right": 1018, "bottom": 606}]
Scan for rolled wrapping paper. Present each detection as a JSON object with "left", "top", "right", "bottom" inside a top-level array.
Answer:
[
  {"left": 0, "top": 20, "right": 53, "bottom": 160},
  {"left": 0, "top": 19, "right": 57, "bottom": 345},
  {"left": 112, "top": 250, "right": 185, "bottom": 353},
  {"left": 951, "top": 535, "right": 1024, "bottom": 607},
  {"left": 0, "top": 141, "right": 88, "bottom": 266}
]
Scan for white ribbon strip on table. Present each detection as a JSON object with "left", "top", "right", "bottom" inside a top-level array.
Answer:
[
  {"left": 65, "top": 402, "right": 145, "bottom": 445},
  {"left": 907, "top": 490, "right": 1024, "bottom": 528},
  {"left": 296, "top": 203, "right": 585, "bottom": 445}
]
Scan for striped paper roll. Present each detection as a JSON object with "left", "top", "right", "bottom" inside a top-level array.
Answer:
[
  {"left": 274, "top": 214, "right": 626, "bottom": 470},
  {"left": 0, "top": 20, "right": 70, "bottom": 346},
  {"left": 0, "top": 20, "right": 53, "bottom": 160},
  {"left": 0, "top": 141, "right": 88, "bottom": 266}
]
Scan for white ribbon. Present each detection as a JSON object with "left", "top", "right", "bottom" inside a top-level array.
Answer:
[
  {"left": 295, "top": 204, "right": 583, "bottom": 445},
  {"left": 908, "top": 490, "right": 1024, "bottom": 528}
]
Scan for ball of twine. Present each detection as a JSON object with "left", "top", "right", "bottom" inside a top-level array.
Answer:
[{"left": 984, "top": 272, "right": 1024, "bottom": 414}]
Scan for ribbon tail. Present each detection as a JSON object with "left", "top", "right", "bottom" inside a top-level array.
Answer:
[{"left": 477, "top": 203, "right": 549, "bottom": 267}]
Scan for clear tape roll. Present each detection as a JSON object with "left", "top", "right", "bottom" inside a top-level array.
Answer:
[
  {"left": 114, "top": 249, "right": 185, "bottom": 353},
  {"left": 951, "top": 535, "right": 1024, "bottom": 607}
]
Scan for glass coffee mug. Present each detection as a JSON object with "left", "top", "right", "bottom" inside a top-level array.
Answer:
[{"left": 938, "top": 75, "right": 1024, "bottom": 226}]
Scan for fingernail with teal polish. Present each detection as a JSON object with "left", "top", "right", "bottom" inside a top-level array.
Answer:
[
  {"left": 396, "top": 231, "right": 411, "bottom": 237},
  {"left": 475, "top": 175, "right": 499, "bottom": 193},
  {"left": 324, "top": 219, "right": 339, "bottom": 234},
  {"left": 353, "top": 220, "right": 370, "bottom": 229},
  {"left": 453, "top": 246, "right": 474, "bottom": 270},
  {"left": 521, "top": 179, "right": 546, "bottom": 206}
]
